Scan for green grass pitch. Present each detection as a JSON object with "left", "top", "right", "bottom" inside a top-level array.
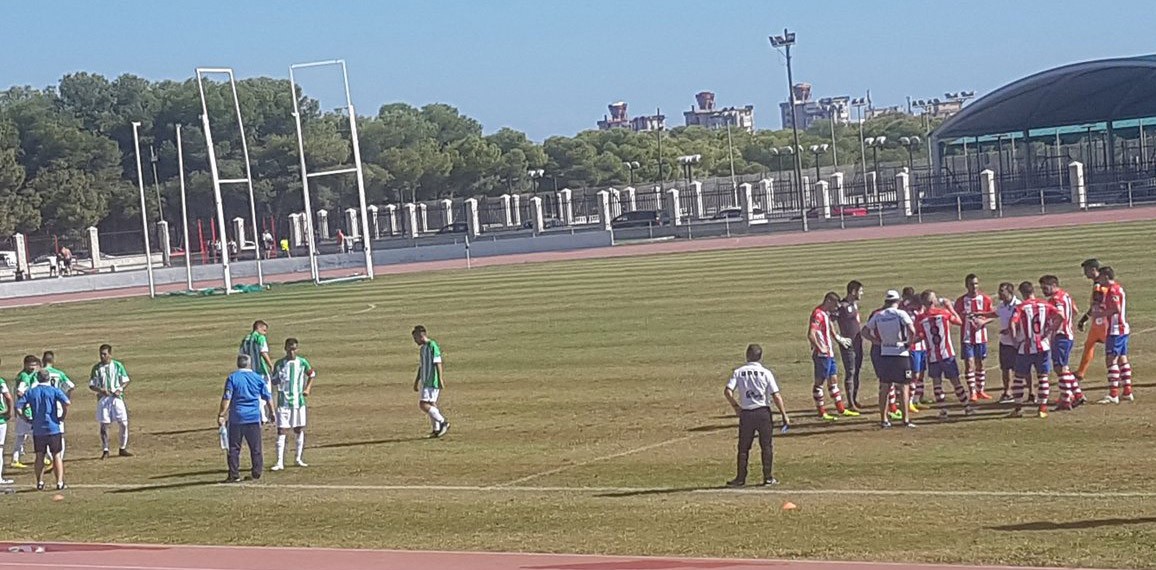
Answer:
[{"left": 3, "top": 220, "right": 1156, "bottom": 569}]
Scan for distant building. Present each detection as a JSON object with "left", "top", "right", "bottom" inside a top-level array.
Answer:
[
  {"left": 683, "top": 92, "right": 754, "bottom": 133},
  {"left": 779, "top": 84, "right": 850, "bottom": 130},
  {"left": 597, "top": 101, "right": 665, "bottom": 132}
]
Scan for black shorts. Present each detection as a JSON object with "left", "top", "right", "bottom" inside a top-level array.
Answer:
[
  {"left": 875, "top": 354, "right": 913, "bottom": 384},
  {"left": 33, "top": 434, "right": 63, "bottom": 455},
  {"left": 999, "top": 344, "right": 1018, "bottom": 372}
]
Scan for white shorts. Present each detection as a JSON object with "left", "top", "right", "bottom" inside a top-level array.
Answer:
[
  {"left": 419, "top": 388, "right": 440, "bottom": 404},
  {"left": 0, "top": 423, "right": 7, "bottom": 446},
  {"left": 97, "top": 397, "right": 129, "bottom": 424},
  {"left": 276, "top": 407, "right": 307, "bottom": 429}
]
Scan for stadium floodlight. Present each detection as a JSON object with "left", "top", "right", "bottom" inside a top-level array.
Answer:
[
  {"left": 289, "top": 59, "right": 374, "bottom": 284},
  {"left": 195, "top": 67, "right": 265, "bottom": 294},
  {"left": 130, "top": 121, "right": 157, "bottom": 299}
]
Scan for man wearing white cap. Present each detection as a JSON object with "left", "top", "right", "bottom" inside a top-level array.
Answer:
[{"left": 863, "top": 290, "right": 917, "bottom": 428}]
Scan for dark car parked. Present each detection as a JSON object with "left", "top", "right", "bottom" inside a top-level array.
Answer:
[
  {"left": 611, "top": 210, "right": 669, "bottom": 229},
  {"left": 710, "top": 207, "right": 764, "bottom": 220},
  {"left": 437, "top": 221, "right": 469, "bottom": 234}
]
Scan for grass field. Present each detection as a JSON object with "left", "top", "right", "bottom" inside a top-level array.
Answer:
[{"left": 3, "top": 220, "right": 1156, "bottom": 569}]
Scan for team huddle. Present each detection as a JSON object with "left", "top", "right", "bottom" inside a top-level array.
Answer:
[
  {"left": 0, "top": 345, "right": 134, "bottom": 491},
  {"left": 809, "top": 258, "right": 1131, "bottom": 428}
]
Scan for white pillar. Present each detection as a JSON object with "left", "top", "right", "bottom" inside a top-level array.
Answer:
[
  {"left": 558, "top": 188, "right": 573, "bottom": 225},
  {"left": 316, "top": 209, "right": 329, "bottom": 239},
  {"left": 529, "top": 196, "right": 545, "bottom": 233},
  {"left": 597, "top": 190, "right": 612, "bottom": 230},
  {"left": 981, "top": 169, "right": 998, "bottom": 211},
  {"left": 511, "top": 194, "right": 522, "bottom": 226},
  {"left": 652, "top": 185, "right": 663, "bottom": 210},
  {"left": 666, "top": 189, "right": 681, "bottom": 226},
  {"left": 500, "top": 194, "right": 513, "bottom": 227},
  {"left": 897, "top": 172, "right": 912, "bottom": 217},
  {"left": 760, "top": 178, "right": 774, "bottom": 211},
  {"left": 418, "top": 203, "right": 429, "bottom": 233},
  {"left": 440, "top": 198, "right": 454, "bottom": 226},
  {"left": 384, "top": 204, "right": 399, "bottom": 236},
  {"left": 829, "top": 172, "right": 845, "bottom": 205},
  {"left": 608, "top": 188, "right": 622, "bottom": 217},
  {"left": 816, "top": 181, "right": 832, "bottom": 219},
  {"left": 740, "top": 183, "right": 756, "bottom": 224},
  {"left": 87, "top": 226, "right": 101, "bottom": 269},
  {"left": 157, "top": 220, "right": 172, "bottom": 266},
  {"left": 367, "top": 205, "right": 380, "bottom": 238},
  {"left": 802, "top": 176, "right": 812, "bottom": 210},
  {"left": 12, "top": 233, "right": 28, "bottom": 276},
  {"left": 623, "top": 186, "right": 637, "bottom": 211},
  {"left": 288, "top": 214, "right": 304, "bottom": 247},
  {"left": 403, "top": 203, "right": 419, "bottom": 239},
  {"left": 866, "top": 171, "right": 878, "bottom": 198},
  {"left": 345, "top": 207, "right": 360, "bottom": 237},
  {"left": 1068, "top": 161, "right": 1086, "bottom": 209},
  {"left": 232, "top": 217, "right": 246, "bottom": 246},
  {"left": 464, "top": 198, "right": 480, "bottom": 237},
  {"left": 689, "top": 181, "right": 705, "bottom": 219}
]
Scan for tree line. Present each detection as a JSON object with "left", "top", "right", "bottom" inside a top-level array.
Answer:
[{"left": 0, "top": 72, "right": 938, "bottom": 239}]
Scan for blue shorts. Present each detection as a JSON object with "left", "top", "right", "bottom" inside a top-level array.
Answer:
[
  {"left": 961, "top": 343, "right": 988, "bottom": 360},
  {"left": 1015, "top": 352, "right": 1052, "bottom": 377},
  {"left": 1107, "top": 334, "right": 1130, "bottom": 357},
  {"left": 813, "top": 354, "right": 838, "bottom": 381},
  {"left": 1051, "top": 337, "right": 1073, "bottom": 368},
  {"left": 928, "top": 358, "right": 960, "bottom": 380},
  {"left": 910, "top": 350, "right": 927, "bottom": 374}
]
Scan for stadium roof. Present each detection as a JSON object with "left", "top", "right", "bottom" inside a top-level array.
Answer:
[{"left": 934, "top": 55, "right": 1156, "bottom": 141}]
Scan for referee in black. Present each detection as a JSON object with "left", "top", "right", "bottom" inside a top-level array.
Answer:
[{"left": 724, "top": 344, "right": 790, "bottom": 487}]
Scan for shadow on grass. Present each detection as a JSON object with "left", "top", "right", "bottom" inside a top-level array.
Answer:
[
  {"left": 150, "top": 469, "right": 221, "bottom": 480},
  {"left": 688, "top": 409, "right": 1010, "bottom": 437},
  {"left": 594, "top": 486, "right": 716, "bottom": 498},
  {"left": 107, "top": 479, "right": 222, "bottom": 494},
  {"left": 990, "top": 517, "right": 1156, "bottom": 531},
  {"left": 524, "top": 559, "right": 765, "bottom": 569},
  {"left": 314, "top": 437, "right": 428, "bottom": 450},
  {"left": 149, "top": 427, "right": 215, "bottom": 437}
]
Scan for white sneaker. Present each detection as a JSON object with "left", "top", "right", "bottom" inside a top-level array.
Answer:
[
  {"left": 0, "top": 478, "right": 12, "bottom": 485},
  {"left": 1098, "top": 395, "right": 1120, "bottom": 405},
  {"left": 1124, "top": 393, "right": 1135, "bottom": 402},
  {"left": 295, "top": 460, "right": 308, "bottom": 468},
  {"left": 270, "top": 464, "right": 284, "bottom": 472}
]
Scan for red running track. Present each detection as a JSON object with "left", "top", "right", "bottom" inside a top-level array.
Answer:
[
  {"left": 0, "top": 543, "right": 1103, "bottom": 570},
  {"left": 0, "top": 206, "right": 1149, "bottom": 310}
]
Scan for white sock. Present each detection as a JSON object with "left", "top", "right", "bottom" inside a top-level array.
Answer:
[
  {"left": 276, "top": 434, "right": 286, "bottom": 466},
  {"left": 0, "top": 446, "right": 5, "bottom": 479},
  {"left": 100, "top": 425, "right": 110, "bottom": 451},
  {"left": 295, "top": 431, "right": 305, "bottom": 462},
  {"left": 119, "top": 422, "right": 129, "bottom": 450},
  {"left": 428, "top": 407, "right": 446, "bottom": 425}
]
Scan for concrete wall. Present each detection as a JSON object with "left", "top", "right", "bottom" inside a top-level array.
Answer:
[{"left": 0, "top": 231, "right": 613, "bottom": 300}]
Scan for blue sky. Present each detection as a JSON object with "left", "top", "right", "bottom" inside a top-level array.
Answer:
[{"left": 1, "top": 0, "right": 1152, "bottom": 140}]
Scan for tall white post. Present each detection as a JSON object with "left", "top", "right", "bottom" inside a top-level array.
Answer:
[
  {"left": 981, "top": 169, "right": 998, "bottom": 211},
  {"left": 623, "top": 186, "right": 637, "bottom": 211},
  {"left": 157, "top": 220, "right": 172, "bottom": 266},
  {"left": 176, "top": 124, "right": 193, "bottom": 290},
  {"left": 87, "top": 226, "right": 101, "bottom": 270},
  {"left": 367, "top": 205, "right": 380, "bottom": 238},
  {"left": 130, "top": 122, "right": 156, "bottom": 298},
  {"left": 1068, "top": 161, "right": 1087, "bottom": 209},
  {"left": 740, "top": 183, "right": 756, "bottom": 223},
  {"left": 666, "top": 189, "right": 682, "bottom": 226},
  {"left": 816, "top": 181, "right": 832, "bottom": 219},
  {"left": 344, "top": 207, "right": 360, "bottom": 238},
  {"left": 12, "top": 233, "right": 28, "bottom": 277},
  {"left": 529, "top": 196, "right": 545, "bottom": 234},
  {"left": 500, "top": 194, "right": 513, "bottom": 227},
  {"left": 690, "top": 181, "right": 705, "bottom": 219},
  {"left": 609, "top": 188, "right": 622, "bottom": 217},
  {"left": 418, "top": 203, "right": 429, "bottom": 233},
  {"left": 802, "top": 176, "right": 812, "bottom": 211},
  {"left": 897, "top": 172, "right": 912, "bottom": 217},
  {"left": 403, "top": 203, "right": 419, "bottom": 238},
  {"left": 316, "top": 209, "right": 329, "bottom": 240},
  {"left": 511, "top": 194, "right": 522, "bottom": 226},
  {"left": 196, "top": 88, "right": 232, "bottom": 293},
  {"left": 559, "top": 188, "right": 574, "bottom": 225},
  {"left": 440, "top": 198, "right": 454, "bottom": 227},
  {"left": 232, "top": 217, "right": 246, "bottom": 250},
  {"left": 384, "top": 204, "right": 398, "bottom": 236},
  {"left": 653, "top": 185, "right": 663, "bottom": 210},
  {"left": 289, "top": 213, "right": 304, "bottom": 247},
  {"left": 597, "top": 190, "right": 612, "bottom": 231},
  {"left": 829, "top": 172, "right": 845, "bottom": 205},
  {"left": 464, "top": 198, "right": 480, "bottom": 237}
]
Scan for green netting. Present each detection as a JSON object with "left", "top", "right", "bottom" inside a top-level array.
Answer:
[{"left": 166, "top": 283, "right": 267, "bottom": 297}]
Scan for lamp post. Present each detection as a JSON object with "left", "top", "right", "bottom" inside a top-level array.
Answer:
[
  {"left": 528, "top": 169, "right": 545, "bottom": 197},
  {"left": 769, "top": 147, "right": 782, "bottom": 175},
  {"left": 865, "top": 136, "right": 887, "bottom": 175},
  {"left": 899, "top": 136, "right": 921, "bottom": 172},
  {"left": 678, "top": 154, "right": 701, "bottom": 217},
  {"left": 809, "top": 144, "right": 828, "bottom": 182},
  {"left": 851, "top": 96, "right": 869, "bottom": 190},
  {"left": 148, "top": 144, "right": 164, "bottom": 224},
  {"left": 770, "top": 28, "right": 807, "bottom": 231},
  {"left": 623, "top": 161, "right": 640, "bottom": 186},
  {"left": 655, "top": 107, "right": 665, "bottom": 184},
  {"left": 818, "top": 98, "right": 840, "bottom": 168},
  {"left": 781, "top": 145, "right": 799, "bottom": 208}
]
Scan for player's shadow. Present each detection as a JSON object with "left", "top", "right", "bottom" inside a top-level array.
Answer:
[
  {"left": 150, "top": 469, "right": 221, "bottom": 480},
  {"left": 594, "top": 486, "right": 714, "bottom": 498},
  {"left": 314, "top": 437, "right": 427, "bottom": 450},
  {"left": 107, "top": 479, "right": 222, "bottom": 494},
  {"left": 989, "top": 517, "right": 1156, "bottom": 531},
  {"left": 149, "top": 427, "right": 215, "bottom": 436}
]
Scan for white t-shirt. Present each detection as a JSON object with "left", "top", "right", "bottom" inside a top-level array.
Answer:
[
  {"left": 726, "top": 362, "right": 780, "bottom": 410},
  {"left": 865, "top": 307, "right": 914, "bottom": 356},
  {"left": 996, "top": 297, "right": 1022, "bottom": 346}
]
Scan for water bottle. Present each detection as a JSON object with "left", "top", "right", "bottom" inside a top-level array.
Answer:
[{"left": 218, "top": 425, "right": 228, "bottom": 450}]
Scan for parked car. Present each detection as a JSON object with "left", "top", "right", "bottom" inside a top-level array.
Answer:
[
  {"left": 611, "top": 210, "right": 669, "bottom": 229},
  {"left": 792, "top": 206, "right": 868, "bottom": 220},
  {"left": 710, "top": 207, "right": 764, "bottom": 220},
  {"left": 919, "top": 192, "right": 984, "bottom": 213},
  {"left": 437, "top": 221, "right": 469, "bottom": 234},
  {"left": 0, "top": 250, "right": 17, "bottom": 269}
]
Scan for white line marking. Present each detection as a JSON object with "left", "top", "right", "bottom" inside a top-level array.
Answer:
[
  {"left": 0, "top": 564, "right": 215, "bottom": 570},
  {"left": 351, "top": 303, "right": 377, "bottom": 314},
  {"left": 60, "top": 482, "right": 1156, "bottom": 499},
  {"left": 497, "top": 433, "right": 707, "bottom": 487}
]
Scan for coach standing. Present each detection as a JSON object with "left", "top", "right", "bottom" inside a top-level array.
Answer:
[
  {"left": 836, "top": 281, "right": 865, "bottom": 411},
  {"left": 218, "top": 355, "right": 275, "bottom": 483},
  {"left": 724, "top": 344, "right": 790, "bottom": 487},
  {"left": 863, "top": 290, "right": 916, "bottom": 428}
]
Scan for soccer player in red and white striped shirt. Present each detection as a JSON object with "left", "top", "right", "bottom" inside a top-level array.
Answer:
[
  {"left": 808, "top": 292, "right": 859, "bottom": 421},
  {"left": 1093, "top": 267, "right": 1132, "bottom": 404},
  {"left": 913, "top": 290, "right": 973, "bottom": 419},
  {"left": 955, "top": 274, "right": 994, "bottom": 401},
  {"left": 1010, "top": 281, "right": 1062, "bottom": 418},
  {"left": 901, "top": 287, "right": 928, "bottom": 411},
  {"left": 1039, "top": 275, "right": 1085, "bottom": 409}
]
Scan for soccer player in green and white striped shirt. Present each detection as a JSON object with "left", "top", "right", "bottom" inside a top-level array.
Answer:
[
  {"left": 88, "top": 344, "right": 132, "bottom": 459},
  {"left": 240, "top": 320, "right": 275, "bottom": 423},
  {"left": 11, "top": 355, "right": 40, "bottom": 469},
  {"left": 0, "top": 358, "right": 13, "bottom": 484},
  {"left": 271, "top": 338, "right": 315, "bottom": 471},
  {"left": 40, "top": 351, "right": 75, "bottom": 462},
  {"left": 412, "top": 325, "right": 449, "bottom": 438}
]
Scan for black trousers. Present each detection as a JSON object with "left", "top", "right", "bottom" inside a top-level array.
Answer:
[
  {"left": 736, "top": 407, "right": 774, "bottom": 482},
  {"left": 840, "top": 337, "right": 864, "bottom": 403},
  {"left": 227, "top": 422, "right": 263, "bottom": 480}
]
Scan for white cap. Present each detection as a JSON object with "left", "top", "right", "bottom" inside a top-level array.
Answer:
[{"left": 884, "top": 290, "right": 902, "bottom": 301}]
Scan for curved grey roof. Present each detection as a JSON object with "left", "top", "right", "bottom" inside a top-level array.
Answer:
[{"left": 934, "top": 55, "right": 1156, "bottom": 140}]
